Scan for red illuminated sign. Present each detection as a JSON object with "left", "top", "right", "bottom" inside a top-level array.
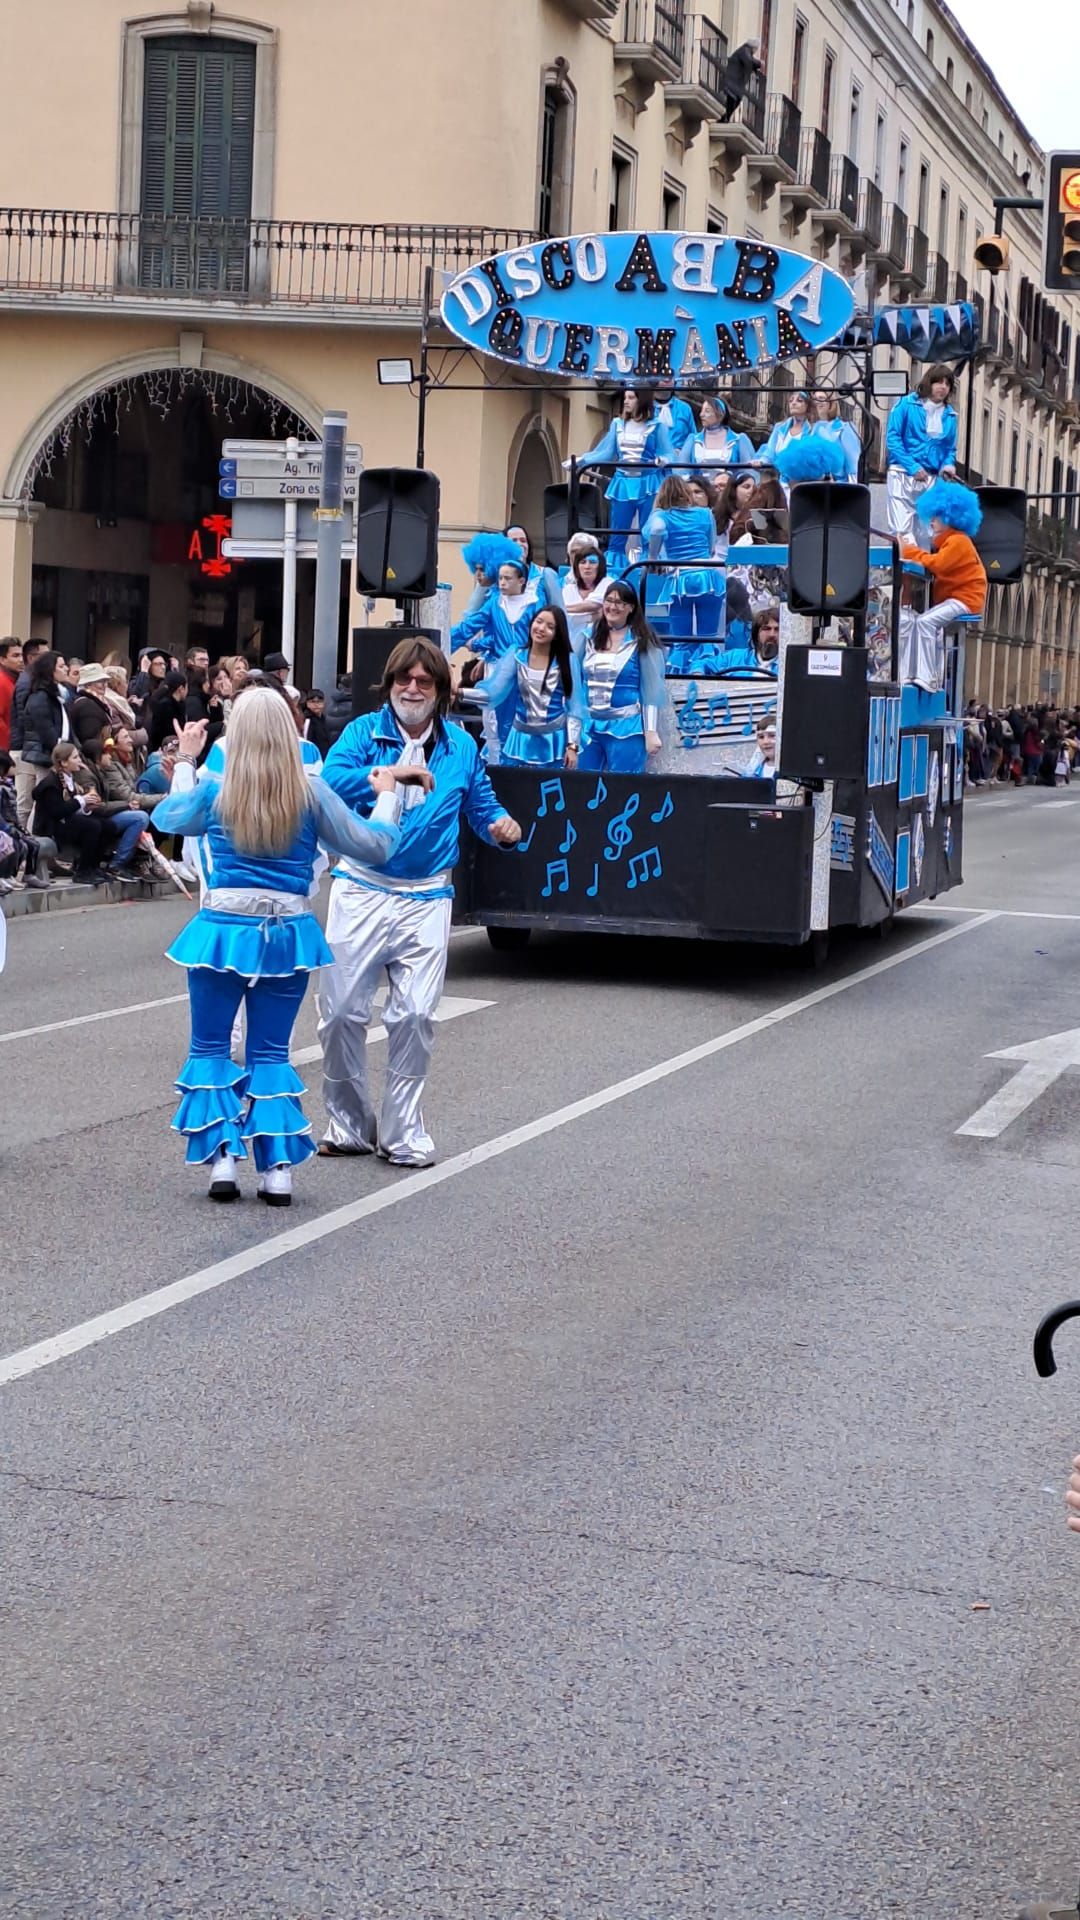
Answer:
[{"left": 188, "top": 513, "right": 235, "bottom": 578}]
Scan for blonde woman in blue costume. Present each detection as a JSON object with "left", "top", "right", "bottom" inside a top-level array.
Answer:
[{"left": 152, "top": 690, "right": 431, "bottom": 1208}]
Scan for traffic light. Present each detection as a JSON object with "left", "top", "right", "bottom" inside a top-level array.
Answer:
[
  {"left": 973, "top": 232, "right": 1011, "bottom": 274},
  {"left": 1043, "top": 151, "right": 1080, "bottom": 292}
]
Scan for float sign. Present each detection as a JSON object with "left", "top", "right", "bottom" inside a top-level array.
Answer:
[{"left": 440, "top": 231, "right": 857, "bottom": 382}]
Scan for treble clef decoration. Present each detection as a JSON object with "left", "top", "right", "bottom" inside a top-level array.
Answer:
[{"left": 604, "top": 792, "right": 640, "bottom": 863}]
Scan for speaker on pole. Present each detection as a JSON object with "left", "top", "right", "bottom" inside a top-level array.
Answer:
[
  {"left": 973, "top": 487, "right": 1027, "bottom": 585},
  {"left": 787, "top": 482, "right": 872, "bottom": 615},
  {"left": 543, "top": 482, "right": 605, "bottom": 568},
  {"left": 356, "top": 468, "right": 440, "bottom": 598}
]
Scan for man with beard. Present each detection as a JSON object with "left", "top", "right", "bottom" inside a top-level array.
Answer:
[{"left": 317, "top": 635, "right": 521, "bottom": 1167}]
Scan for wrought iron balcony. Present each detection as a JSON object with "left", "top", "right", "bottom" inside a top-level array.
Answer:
[
  {"left": 854, "top": 180, "right": 884, "bottom": 250},
  {"left": 871, "top": 201, "right": 908, "bottom": 270},
  {"left": 950, "top": 269, "right": 968, "bottom": 303},
  {"left": 0, "top": 210, "right": 540, "bottom": 322},
  {"left": 1027, "top": 508, "right": 1080, "bottom": 571},
  {"left": 926, "top": 251, "right": 950, "bottom": 303},
  {"left": 810, "top": 154, "right": 860, "bottom": 236},
  {"left": 781, "top": 127, "right": 831, "bottom": 209},
  {"left": 666, "top": 14, "right": 727, "bottom": 121},
  {"left": 764, "top": 93, "right": 802, "bottom": 174},
  {"left": 711, "top": 67, "right": 766, "bottom": 150},
  {"left": 616, "top": 0, "right": 685, "bottom": 86},
  {"left": 897, "top": 224, "right": 929, "bottom": 291}
]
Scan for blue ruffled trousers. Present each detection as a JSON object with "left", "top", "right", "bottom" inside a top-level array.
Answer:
[{"left": 175, "top": 968, "right": 315, "bottom": 1170}]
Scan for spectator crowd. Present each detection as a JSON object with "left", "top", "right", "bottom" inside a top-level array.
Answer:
[
  {"left": 962, "top": 701, "right": 1080, "bottom": 790},
  {"left": 0, "top": 636, "right": 350, "bottom": 896}
]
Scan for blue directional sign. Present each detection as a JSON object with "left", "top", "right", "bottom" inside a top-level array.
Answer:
[
  {"left": 219, "top": 459, "right": 237, "bottom": 476},
  {"left": 219, "top": 477, "right": 238, "bottom": 498}
]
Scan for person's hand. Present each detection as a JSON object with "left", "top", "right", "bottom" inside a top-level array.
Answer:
[
  {"left": 368, "top": 764, "right": 434, "bottom": 795},
  {"left": 913, "top": 468, "right": 929, "bottom": 484},
  {"left": 941, "top": 464, "right": 958, "bottom": 481},
  {"left": 1067, "top": 1457, "right": 1080, "bottom": 1532},
  {"left": 645, "top": 729, "right": 662, "bottom": 756},
  {"left": 489, "top": 815, "right": 522, "bottom": 848},
  {"left": 564, "top": 743, "right": 579, "bottom": 770},
  {"left": 176, "top": 719, "right": 207, "bottom": 760},
  {"left": 82, "top": 790, "right": 101, "bottom": 810}
]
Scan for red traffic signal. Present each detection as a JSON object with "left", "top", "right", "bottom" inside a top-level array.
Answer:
[{"left": 1044, "top": 151, "right": 1080, "bottom": 291}]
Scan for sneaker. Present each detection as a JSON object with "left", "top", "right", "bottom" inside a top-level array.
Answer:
[
  {"left": 74, "top": 869, "right": 108, "bottom": 887},
  {"left": 208, "top": 1150, "right": 240, "bottom": 1203},
  {"left": 171, "top": 860, "right": 198, "bottom": 884},
  {"left": 23, "top": 874, "right": 51, "bottom": 890},
  {"left": 107, "top": 864, "right": 141, "bottom": 883},
  {"left": 257, "top": 1164, "right": 292, "bottom": 1208}
]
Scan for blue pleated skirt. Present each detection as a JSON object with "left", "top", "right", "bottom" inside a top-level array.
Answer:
[{"left": 501, "top": 724, "right": 568, "bottom": 767}]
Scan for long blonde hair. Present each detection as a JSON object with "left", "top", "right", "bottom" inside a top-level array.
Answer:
[{"left": 217, "top": 686, "right": 311, "bottom": 855}]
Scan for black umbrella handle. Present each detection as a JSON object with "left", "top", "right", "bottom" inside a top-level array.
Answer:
[{"left": 1033, "top": 1301, "right": 1080, "bottom": 1377}]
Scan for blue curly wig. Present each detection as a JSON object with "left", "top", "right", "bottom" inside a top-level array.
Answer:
[
  {"left": 774, "top": 437, "right": 848, "bottom": 484},
  {"left": 917, "top": 481, "right": 982, "bottom": 537},
  {"left": 461, "top": 532, "right": 526, "bottom": 582}
]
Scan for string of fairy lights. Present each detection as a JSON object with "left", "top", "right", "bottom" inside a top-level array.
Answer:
[{"left": 22, "top": 367, "right": 309, "bottom": 499}]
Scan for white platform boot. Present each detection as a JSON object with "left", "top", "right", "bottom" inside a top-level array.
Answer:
[
  {"left": 257, "top": 1165, "right": 293, "bottom": 1208},
  {"left": 208, "top": 1149, "right": 240, "bottom": 1202}
]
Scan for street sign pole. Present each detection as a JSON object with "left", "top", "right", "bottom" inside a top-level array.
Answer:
[{"left": 312, "top": 411, "right": 348, "bottom": 697}]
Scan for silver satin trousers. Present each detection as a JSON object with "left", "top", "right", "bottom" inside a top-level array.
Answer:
[
  {"left": 317, "top": 878, "right": 452, "bottom": 1163},
  {"left": 886, "top": 467, "right": 928, "bottom": 544}
]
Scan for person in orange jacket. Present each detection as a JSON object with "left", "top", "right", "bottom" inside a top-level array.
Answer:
[{"left": 901, "top": 480, "right": 987, "bottom": 692}]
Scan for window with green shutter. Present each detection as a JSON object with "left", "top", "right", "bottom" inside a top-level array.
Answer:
[{"left": 139, "top": 37, "right": 256, "bottom": 293}]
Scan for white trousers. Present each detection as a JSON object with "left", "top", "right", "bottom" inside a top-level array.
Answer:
[
  {"left": 886, "top": 467, "right": 929, "bottom": 545},
  {"left": 898, "top": 597, "right": 969, "bottom": 693},
  {"left": 318, "top": 879, "right": 452, "bottom": 1163}
]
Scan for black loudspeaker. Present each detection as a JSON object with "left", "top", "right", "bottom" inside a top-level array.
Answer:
[
  {"left": 787, "top": 483, "right": 871, "bottom": 615},
  {"left": 356, "top": 468, "right": 440, "bottom": 598},
  {"left": 543, "top": 482, "right": 605, "bottom": 568},
  {"left": 973, "top": 487, "right": 1027, "bottom": 585},
  {"left": 702, "top": 803, "right": 813, "bottom": 937},
  {"left": 350, "top": 624, "right": 441, "bottom": 716},
  {"left": 778, "top": 645, "right": 876, "bottom": 781}
]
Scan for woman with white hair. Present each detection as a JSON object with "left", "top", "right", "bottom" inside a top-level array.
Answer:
[{"left": 150, "top": 688, "right": 430, "bottom": 1207}]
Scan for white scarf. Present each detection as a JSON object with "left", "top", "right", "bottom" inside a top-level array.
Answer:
[
  {"left": 395, "top": 722, "right": 433, "bottom": 810},
  {"left": 924, "top": 399, "right": 945, "bottom": 438}
]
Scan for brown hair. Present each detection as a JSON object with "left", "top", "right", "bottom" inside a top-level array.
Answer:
[
  {"left": 380, "top": 635, "right": 452, "bottom": 718},
  {"left": 51, "top": 741, "right": 78, "bottom": 769},
  {"left": 655, "top": 475, "right": 693, "bottom": 511},
  {"left": 917, "top": 362, "right": 955, "bottom": 399}
]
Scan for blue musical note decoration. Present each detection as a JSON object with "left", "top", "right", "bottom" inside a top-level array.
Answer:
[
  {"left": 586, "top": 774, "right": 608, "bottom": 811},
  {"left": 626, "top": 845, "right": 663, "bottom": 890},
  {"left": 559, "top": 818, "right": 577, "bottom": 855},
  {"left": 677, "top": 680, "right": 706, "bottom": 750},
  {"left": 604, "top": 792, "right": 640, "bottom": 862},
  {"left": 741, "top": 703, "right": 757, "bottom": 738},
  {"left": 541, "top": 857, "right": 570, "bottom": 897},
  {"left": 586, "top": 862, "right": 600, "bottom": 898},
  {"left": 516, "top": 820, "right": 537, "bottom": 855},
  {"left": 650, "top": 790, "right": 674, "bottom": 825},
  {"left": 705, "top": 691, "right": 731, "bottom": 730},
  {"left": 537, "top": 776, "right": 566, "bottom": 818}
]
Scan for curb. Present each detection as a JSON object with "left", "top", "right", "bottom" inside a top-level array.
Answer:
[{"left": 2, "top": 877, "right": 182, "bottom": 920}]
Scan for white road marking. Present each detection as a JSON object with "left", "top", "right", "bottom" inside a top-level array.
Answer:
[
  {"left": 912, "top": 905, "right": 1080, "bottom": 922},
  {"left": 956, "top": 1063, "right": 1062, "bottom": 1139},
  {"left": 0, "top": 926, "right": 485, "bottom": 1046},
  {"left": 291, "top": 995, "right": 493, "bottom": 1067},
  {"left": 956, "top": 1025, "right": 1080, "bottom": 1139},
  {"left": 1038, "top": 799, "right": 1078, "bottom": 810},
  {"left": 0, "top": 911, "right": 997, "bottom": 1388},
  {"left": 0, "top": 994, "right": 188, "bottom": 1045}
]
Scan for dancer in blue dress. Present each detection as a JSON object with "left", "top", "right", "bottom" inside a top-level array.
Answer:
[
  {"left": 152, "top": 690, "right": 430, "bottom": 1207},
  {"left": 451, "top": 554, "right": 544, "bottom": 744},
  {"left": 645, "top": 476, "right": 725, "bottom": 650},
  {"left": 756, "top": 390, "right": 815, "bottom": 471},
  {"left": 475, "top": 605, "right": 584, "bottom": 770},
  {"left": 884, "top": 364, "right": 959, "bottom": 542},
  {"left": 568, "top": 389, "right": 678, "bottom": 570},
  {"left": 681, "top": 395, "right": 755, "bottom": 476},
  {"left": 811, "top": 391, "right": 862, "bottom": 481},
  {"left": 575, "top": 581, "right": 667, "bottom": 775}
]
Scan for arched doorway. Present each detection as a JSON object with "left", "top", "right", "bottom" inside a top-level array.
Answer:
[
  {"left": 19, "top": 362, "right": 319, "bottom": 674},
  {"left": 508, "top": 423, "right": 558, "bottom": 564}
]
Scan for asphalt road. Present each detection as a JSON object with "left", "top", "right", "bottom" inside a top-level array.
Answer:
[{"left": 4, "top": 788, "right": 1080, "bottom": 1919}]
